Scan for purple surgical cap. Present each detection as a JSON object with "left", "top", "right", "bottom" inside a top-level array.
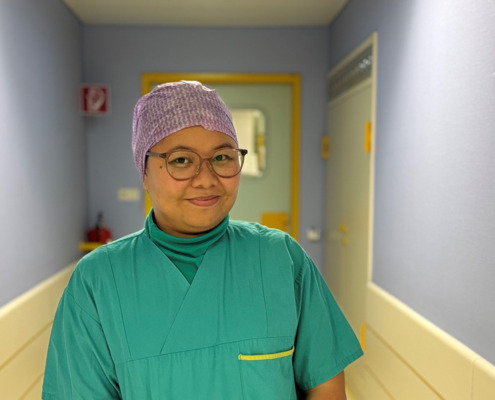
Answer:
[{"left": 132, "top": 80, "right": 237, "bottom": 178}]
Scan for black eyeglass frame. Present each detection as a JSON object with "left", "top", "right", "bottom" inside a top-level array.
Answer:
[{"left": 145, "top": 148, "right": 248, "bottom": 180}]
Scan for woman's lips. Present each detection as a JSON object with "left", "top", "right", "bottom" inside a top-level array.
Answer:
[{"left": 187, "top": 196, "right": 220, "bottom": 207}]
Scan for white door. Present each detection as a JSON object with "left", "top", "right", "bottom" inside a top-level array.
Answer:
[
  {"left": 325, "top": 34, "right": 376, "bottom": 399},
  {"left": 326, "top": 81, "right": 371, "bottom": 335}
]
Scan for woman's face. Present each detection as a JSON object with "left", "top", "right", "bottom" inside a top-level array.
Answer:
[{"left": 143, "top": 126, "right": 241, "bottom": 237}]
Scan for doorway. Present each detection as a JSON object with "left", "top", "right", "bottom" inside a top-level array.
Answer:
[{"left": 211, "top": 83, "right": 291, "bottom": 227}]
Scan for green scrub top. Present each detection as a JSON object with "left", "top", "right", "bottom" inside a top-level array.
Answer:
[{"left": 42, "top": 217, "right": 363, "bottom": 399}]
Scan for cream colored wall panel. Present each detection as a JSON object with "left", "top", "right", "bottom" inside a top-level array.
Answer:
[
  {"left": 1, "top": 296, "right": 52, "bottom": 367},
  {"left": 363, "top": 367, "right": 393, "bottom": 400},
  {"left": 21, "top": 374, "right": 43, "bottom": 400},
  {"left": 365, "top": 328, "right": 441, "bottom": 400},
  {"left": 346, "top": 386, "right": 357, "bottom": 400},
  {"left": 345, "top": 353, "right": 393, "bottom": 400},
  {"left": 0, "top": 264, "right": 75, "bottom": 366},
  {"left": 366, "top": 283, "right": 476, "bottom": 400},
  {"left": 473, "top": 357, "right": 495, "bottom": 400},
  {"left": 0, "top": 264, "right": 75, "bottom": 400},
  {"left": 345, "top": 356, "right": 367, "bottom": 400},
  {"left": 0, "top": 328, "right": 50, "bottom": 400}
]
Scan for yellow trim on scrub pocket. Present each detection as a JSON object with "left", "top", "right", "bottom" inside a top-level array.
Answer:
[{"left": 238, "top": 346, "right": 295, "bottom": 361}]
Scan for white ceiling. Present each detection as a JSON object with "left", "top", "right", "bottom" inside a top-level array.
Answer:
[{"left": 61, "top": 0, "right": 348, "bottom": 27}]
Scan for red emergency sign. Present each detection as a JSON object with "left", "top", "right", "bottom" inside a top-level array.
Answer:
[{"left": 80, "top": 84, "right": 110, "bottom": 115}]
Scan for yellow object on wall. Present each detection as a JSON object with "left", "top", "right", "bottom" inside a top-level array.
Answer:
[
  {"left": 261, "top": 212, "right": 289, "bottom": 232},
  {"left": 321, "top": 136, "right": 330, "bottom": 159},
  {"left": 79, "top": 241, "right": 104, "bottom": 252},
  {"left": 364, "top": 121, "right": 372, "bottom": 153}
]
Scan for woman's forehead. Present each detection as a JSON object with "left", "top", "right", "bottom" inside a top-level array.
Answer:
[{"left": 152, "top": 126, "right": 237, "bottom": 152}]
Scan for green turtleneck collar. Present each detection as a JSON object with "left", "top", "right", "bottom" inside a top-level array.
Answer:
[{"left": 145, "top": 210, "right": 229, "bottom": 284}]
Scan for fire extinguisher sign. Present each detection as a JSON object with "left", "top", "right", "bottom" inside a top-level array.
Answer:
[{"left": 80, "top": 84, "right": 110, "bottom": 115}]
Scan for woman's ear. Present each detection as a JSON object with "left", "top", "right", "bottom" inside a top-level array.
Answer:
[
  {"left": 143, "top": 171, "right": 149, "bottom": 191},
  {"left": 142, "top": 155, "right": 150, "bottom": 190}
]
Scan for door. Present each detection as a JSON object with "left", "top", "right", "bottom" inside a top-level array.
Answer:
[
  {"left": 325, "top": 34, "right": 376, "bottom": 399},
  {"left": 326, "top": 82, "right": 371, "bottom": 334}
]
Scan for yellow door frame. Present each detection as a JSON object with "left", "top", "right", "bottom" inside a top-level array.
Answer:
[{"left": 141, "top": 72, "right": 300, "bottom": 239}]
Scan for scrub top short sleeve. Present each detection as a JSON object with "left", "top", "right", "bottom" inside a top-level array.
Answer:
[{"left": 287, "top": 237, "right": 363, "bottom": 391}]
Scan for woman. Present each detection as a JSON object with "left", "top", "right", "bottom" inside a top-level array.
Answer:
[{"left": 43, "top": 81, "right": 362, "bottom": 399}]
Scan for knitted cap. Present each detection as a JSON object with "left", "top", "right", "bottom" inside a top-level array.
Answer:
[{"left": 132, "top": 81, "right": 237, "bottom": 178}]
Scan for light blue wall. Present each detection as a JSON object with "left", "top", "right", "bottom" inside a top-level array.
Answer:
[
  {"left": 83, "top": 26, "right": 329, "bottom": 266},
  {"left": 0, "top": 0, "right": 85, "bottom": 306},
  {"left": 329, "top": 0, "right": 495, "bottom": 364}
]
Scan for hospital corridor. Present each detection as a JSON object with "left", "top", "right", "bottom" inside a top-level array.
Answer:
[{"left": 1, "top": 0, "right": 495, "bottom": 399}]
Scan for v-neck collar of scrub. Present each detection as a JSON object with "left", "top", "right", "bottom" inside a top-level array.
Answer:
[
  {"left": 159, "top": 237, "right": 229, "bottom": 355},
  {"left": 144, "top": 210, "right": 229, "bottom": 285}
]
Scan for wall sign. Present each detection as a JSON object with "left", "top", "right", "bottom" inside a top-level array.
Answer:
[{"left": 80, "top": 84, "right": 110, "bottom": 115}]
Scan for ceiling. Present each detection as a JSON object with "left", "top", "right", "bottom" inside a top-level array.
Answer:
[{"left": 61, "top": 0, "right": 348, "bottom": 27}]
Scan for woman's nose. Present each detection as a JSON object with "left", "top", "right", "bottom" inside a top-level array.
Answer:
[{"left": 191, "top": 160, "right": 218, "bottom": 187}]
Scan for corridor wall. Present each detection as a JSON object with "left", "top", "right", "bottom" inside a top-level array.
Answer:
[
  {"left": 328, "top": 0, "right": 495, "bottom": 372},
  {"left": 0, "top": 0, "right": 86, "bottom": 307}
]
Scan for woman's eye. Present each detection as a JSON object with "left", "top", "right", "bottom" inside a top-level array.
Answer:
[
  {"left": 169, "top": 156, "right": 192, "bottom": 165},
  {"left": 213, "top": 154, "right": 232, "bottom": 162}
]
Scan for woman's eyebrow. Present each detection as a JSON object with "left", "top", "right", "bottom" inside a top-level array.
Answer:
[
  {"left": 165, "top": 143, "right": 236, "bottom": 153},
  {"left": 213, "top": 143, "right": 237, "bottom": 150},
  {"left": 164, "top": 145, "right": 194, "bottom": 152}
]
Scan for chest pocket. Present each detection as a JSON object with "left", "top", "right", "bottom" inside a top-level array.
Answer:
[{"left": 238, "top": 346, "right": 297, "bottom": 400}]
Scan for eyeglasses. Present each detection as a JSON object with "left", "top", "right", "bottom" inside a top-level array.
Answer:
[{"left": 146, "top": 147, "right": 248, "bottom": 180}]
